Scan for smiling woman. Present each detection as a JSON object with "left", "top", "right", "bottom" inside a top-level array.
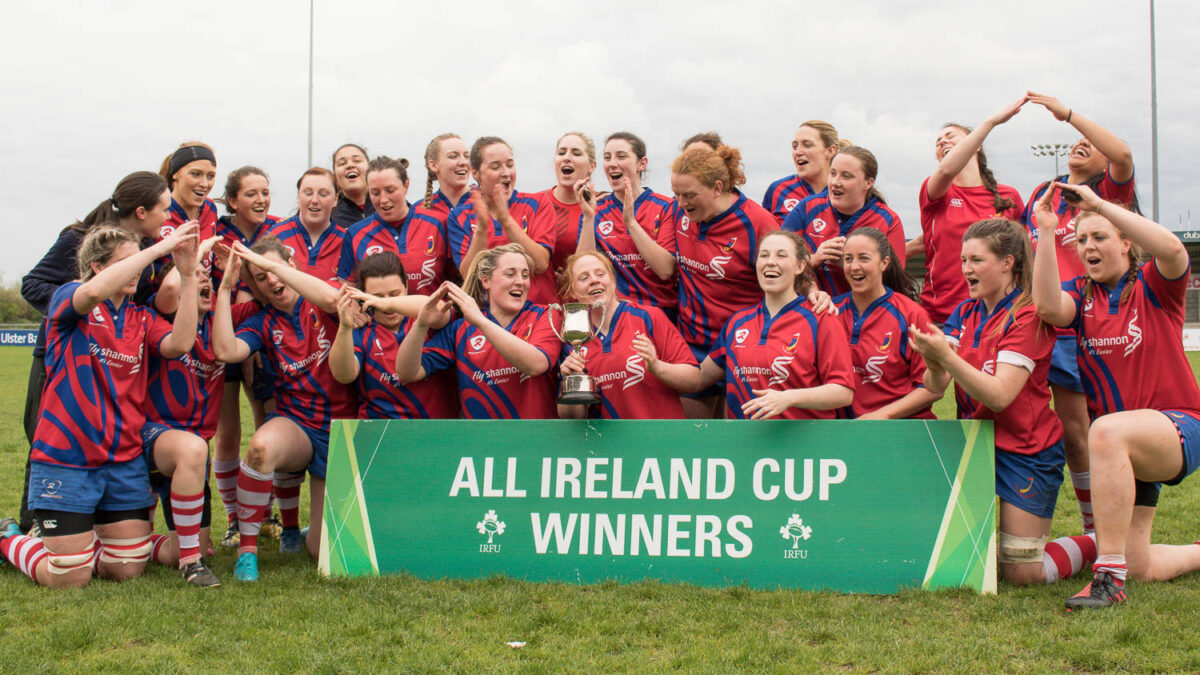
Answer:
[
  {"left": 331, "top": 143, "right": 373, "bottom": 227},
  {"left": 542, "top": 131, "right": 598, "bottom": 274},
  {"left": 265, "top": 168, "right": 346, "bottom": 285}
]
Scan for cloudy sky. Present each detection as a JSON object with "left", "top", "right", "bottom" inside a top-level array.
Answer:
[{"left": 3, "top": 0, "right": 1197, "bottom": 281}]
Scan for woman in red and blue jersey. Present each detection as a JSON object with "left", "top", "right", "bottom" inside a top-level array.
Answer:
[
  {"left": 909, "top": 219, "right": 1065, "bottom": 588},
  {"left": 0, "top": 223, "right": 200, "bottom": 589},
  {"left": 155, "top": 142, "right": 218, "bottom": 284},
  {"left": 762, "top": 120, "right": 841, "bottom": 222},
  {"left": 396, "top": 244, "right": 559, "bottom": 419},
  {"left": 664, "top": 144, "right": 781, "bottom": 418},
  {"left": 556, "top": 251, "right": 699, "bottom": 420},
  {"left": 783, "top": 146, "right": 905, "bottom": 296},
  {"left": 266, "top": 168, "right": 347, "bottom": 286},
  {"left": 211, "top": 167, "right": 280, "bottom": 542},
  {"left": 700, "top": 230, "right": 854, "bottom": 420},
  {"left": 337, "top": 155, "right": 450, "bottom": 294},
  {"left": 419, "top": 133, "right": 473, "bottom": 234},
  {"left": 541, "top": 132, "right": 597, "bottom": 276},
  {"left": 329, "top": 251, "right": 457, "bottom": 419},
  {"left": 576, "top": 132, "right": 678, "bottom": 318},
  {"left": 836, "top": 228, "right": 938, "bottom": 419},
  {"left": 911, "top": 99, "right": 1026, "bottom": 321},
  {"left": 212, "top": 236, "right": 355, "bottom": 582},
  {"left": 447, "top": 137, "right": 559, "bottom": 305},
  {"left": 1031, "top": 183, "right": 1200, "bottom": 610},
  {"left": 331, "top": 143, "right": 374, "bottom": 228},
  {"left": 1021, "top": 93, "right": 1138, "bottom": 536}
]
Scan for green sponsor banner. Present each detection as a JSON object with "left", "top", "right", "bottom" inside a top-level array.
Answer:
[{"left": 320, "top": 420, "right": 996, "bottom": 594}]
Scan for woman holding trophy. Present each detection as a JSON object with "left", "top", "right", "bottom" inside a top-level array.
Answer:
[
  {"left": 556, "top": 251, "right": 699, "bottom": 419},
  {"left": 699, "top": 230, "right": 855, "bottom": 420},
  {"left": 395, "top": 244, "right": 560, "bottom": 419}
]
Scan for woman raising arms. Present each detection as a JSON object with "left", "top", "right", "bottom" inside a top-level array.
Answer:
[
  {"left": 783, "top": 146, "right": 904, "bottom": 296},
  {"left": 836, "top": 228, "right": 938, "bottom": 419},
  {"left": 909, "top": 220, "right": 1069, "bottom": 587},
  {"left": 556, "top": 251, "right": 699, "bottom": 420},
  {"left": 395, "top": 244, "right": 559, "bottom": 419},
  {"left": 1022, "top": 93, "right": 1138, "bottom": 535},
  {"left": 1031, "top": 183, "right": 1200, "bottom": 609},
  {"left": 912, "top": 99, "right": 1026, "bottom": 323},
  {"left": 699, "top": 230, "right": 854, "bottom": 420},
  {"left": 576, "top": 132, "right": 678, "bottom": 316},
  {"left": 762, "top": 121, "right": 842, "bottom": 222},
  {"left": 447, "top": 137, "right": 558, "bottom": 304}
]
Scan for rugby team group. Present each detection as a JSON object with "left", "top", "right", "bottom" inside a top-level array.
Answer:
[{"left": 1, "top": 91, "right": 1196, "bottom": 611}]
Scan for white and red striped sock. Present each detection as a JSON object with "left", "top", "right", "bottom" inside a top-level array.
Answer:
[
  {"left": 148, "top": 533, "right": 170, "bottom": 565},
  {"left": 273, "top": 472, "right": 305, "bottom": 529},
  {"left": 1069, "top": 470, "right": 1094, "bottom": 534},
  {"left": 1042, "top": 533, "right": 1097, "bottom": 583},
  {"left": 213, "top": 459, "right": 241, "bottom": 517},
  {"left": 1, "top": 534, "right": 48, "bottom": 584},
  {"left": 171, "top": 491, "right": 204, "bottom": 564},
  {"left": 1094, "top": 555, "right": 1128, "bottom": 584},
  {"left": 236, "top": 462, "right": 273, "bottom": 554}
]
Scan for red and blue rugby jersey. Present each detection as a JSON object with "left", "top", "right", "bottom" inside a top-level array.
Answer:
[
  {"left": 1066, "top": 260, "right": 1200, "bottom": 418},
  {"left": 337, "top": 206, "right": 449, "bottom": 294},
  {"left": 943, "top": 290, "right": 1061, "bottom": 455},
  {"left": 663, "top": 191, "right": 776, "bottom": 350},
  {"left": 236, "top": 298, "right": 357, "bottom": 430},
  {"left": 151, "top": 197, "right": 221, "bottom": 288},
  {"left": 590, "top": 188, "right": 678, "bottom": 312},
  {"left": 562, "top": 302, "right": 696, "bottom": 419},
  {"left": 918, "top": 179, "right": 1024, "bottom": 323},
  {"left": 762, "top": 175, "right": 817, "bottom": 222},
  {"left": 1022, "top": 169, "right": 1137, "bottom": 290},
  {"left": 213, "top": 214, "right": 278, "bottom": 291},
  {"left": 145, "top": 302, "right": 259, "bottom": 440},
  {"left": 835, "top": 290, "right": 934, "bottom": 419},
  {"left": 782, "top": 194, "right": 905, "bottom": 296},
  {"left": 708, "top": 296, "right": 854, "bottom": 420},
  {"left": 266, "top": 217, "right": 348, "bottom": 286},
  {"left": 446, "top": 191, "right": 558, "bottom": 304},
  {"left": 423, "top": 189, "right": 468, "bottom": 228},
  {"left": 352, "top": 318, "right": 458, "bottom": 419},
  {"left": 541, "top": 188, "right": 582, "bottom": 279},
  {"left": 420, "top": 301, "right": 559, "bottom": 419},
  {"left": 33, "top": 282, "right": 173, "bottom": 468}
]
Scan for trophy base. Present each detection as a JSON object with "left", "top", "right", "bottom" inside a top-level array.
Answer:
[{"left": 558, "top": 374, "right": 600, "bottom": 406}]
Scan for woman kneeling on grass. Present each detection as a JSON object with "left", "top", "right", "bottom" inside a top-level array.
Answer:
[
  {"left": 1031, "top": 183, "right": 1200, "bottom": 609},
  {"left": 909, "top": 219, "right": 1100, "bottom": 588},
  {"left": 0, "top": 223, "right": 199, "bottom": 588}
]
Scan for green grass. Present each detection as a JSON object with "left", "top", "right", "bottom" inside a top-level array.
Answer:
[{"left": 3, "top": 348, "right": 1200, "bottom": 671}]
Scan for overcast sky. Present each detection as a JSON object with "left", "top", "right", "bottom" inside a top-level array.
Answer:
[{"left": 3, "top": 0, "right": 1197, "bottom": 281}]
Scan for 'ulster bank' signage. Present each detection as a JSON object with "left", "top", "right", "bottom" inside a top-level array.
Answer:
[{"left": 319, "top": 420, "right": 996, "bottom": 594}]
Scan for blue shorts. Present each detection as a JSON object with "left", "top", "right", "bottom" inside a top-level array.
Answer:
[
  {"left": 995, "top": 439, "right": 1066, "bottom": 518},
  {"left": 267, "top": 412, "right": 330, "bottom": 480},
  {"left": 1161, "top": 410, "right": 1200, "bottom": 486},
  {"left": 28, "top": 455, "right": 156, "bottom": 515},
  {"left": 682, "top": 341, "right": 723, "bottom": 400},
  {"left": 1047, "top": 335, "right": 1083, "bottom": 393}
]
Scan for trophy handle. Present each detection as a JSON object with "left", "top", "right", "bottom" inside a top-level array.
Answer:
[
  {"left": 546, "top": 303, "right": 567, "bottom": 343},
  {"left": 590, "top": 300, "right": 609, "bottom": 340}
]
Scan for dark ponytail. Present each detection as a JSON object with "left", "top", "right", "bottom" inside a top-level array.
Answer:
[
  {"left": 975, "top": 147, "right": 1014, "bottom": 213},
  {"left": 844, "top": 228, "right": 919, "bottom": 301},
  {"left": 70, "top": 171, "right": 167, "bottom": 234}
]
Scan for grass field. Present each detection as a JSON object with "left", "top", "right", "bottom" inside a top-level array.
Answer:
[{"left": 2, "top": 347, "right": 1200, "bottom": 672}]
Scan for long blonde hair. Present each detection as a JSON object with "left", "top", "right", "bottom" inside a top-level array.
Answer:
[{"left": 462, "top": 244, "right": 534, "bottom": 305}]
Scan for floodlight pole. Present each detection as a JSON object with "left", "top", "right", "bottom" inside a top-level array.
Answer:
[
  {"left": 307, "top": 0, "right": 315, "bottom": 168},
  {"left": 1149, "top": 0, "right": 1160, "bottom": 222}
]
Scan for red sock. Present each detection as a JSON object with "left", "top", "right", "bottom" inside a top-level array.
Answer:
[
  {"left": 1, "top": 534, "right": 48, "bottom": 584},
  {"left": 170, "top": 491, "right": 204, "bottom": 564},
  {"left": 1069, "top": 470, "right": 1094, "bottom": 533},
  {"left": 273, "top": 472, "right": 304, "bottom": 529},
  {"left": 149, "top": 533, "right": 170, "bottom": 565},
  {"left": 236, "top": 462, "right": 273, "bottom": 554},
  {"left": 1042, "top": 533, "right": 1097, "bottom": 582},
  {"left": 213, "top": 459, "right": 241, "bottom": 517},
  {"left": 1093, "top": 556, "right": 1128, "bottom": 585}
]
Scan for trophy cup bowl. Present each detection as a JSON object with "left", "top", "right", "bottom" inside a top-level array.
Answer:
[{"left": 549, "top": 301, "right": 607, "bottom": 405}]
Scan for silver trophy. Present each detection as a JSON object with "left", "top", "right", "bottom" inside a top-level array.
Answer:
[{"left": 548, "top": 301, "right": 608, "bottom": 405}]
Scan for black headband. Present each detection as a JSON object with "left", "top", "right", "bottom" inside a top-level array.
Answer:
[{"left": 169, "top": 145, "right": 216, "bottom": 176}]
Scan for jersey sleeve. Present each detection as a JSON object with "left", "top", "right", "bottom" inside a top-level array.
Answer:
[
  {"left": 143, "top": 310, "right": 174, "bottom": 357},
  {"left": 419, "top": 322, "right": 457, "bottom": 375},
  {"left": 815, "top": 313, "right": 856, "bottom": 389},
  {"left": 942, "top": 301, "right": 967, "bottom": 348},
  {"left": 336, "top": 230, "right": 357, "bottom": 281},
  {"left": 351, "top": 326, "right": 369, "bottom": 370},
  {"left": 47, "top": 282, "right": 84, "bottom": 330},
  {"left": 918, "top": 176, "right": 944, "bottom": 212},
  {"left": 526, "top": 309, "right": 561, "bottom": 368},
  {"left": 527, "top": 196, "right": 558, "bottom": 252},
  {"left": 995, "top": 309, "right": 1054, "bottom": 373},
  {"left": 1097, "top": 166, "right": 1136, "bottom": 206},
  {"left": 1144, "top": 258, "right": 1190, "bottom": 314},
  {"left": 708, "top": 322, "right": 730, "bottom": 370},
  {"left": 446, "top": 207, "right": 471, "bottom": 267},
  {"left": 656, "top": 203, "right": 678, "bottom": 252},
  {"left": 906, "top": 305, "right": 932, "bottom": 388},
  {"left": 780, "top": 205, "right": 805, "bottom": 233},
  {"left": 885, "top": 210, "right": 906, "bottom": 267},
  {"left": 1062, "top": 278, "right": 1085, "bottom": 329},
  {"left": 235, "top": 311, "right": 267, "bottom": 354}
]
